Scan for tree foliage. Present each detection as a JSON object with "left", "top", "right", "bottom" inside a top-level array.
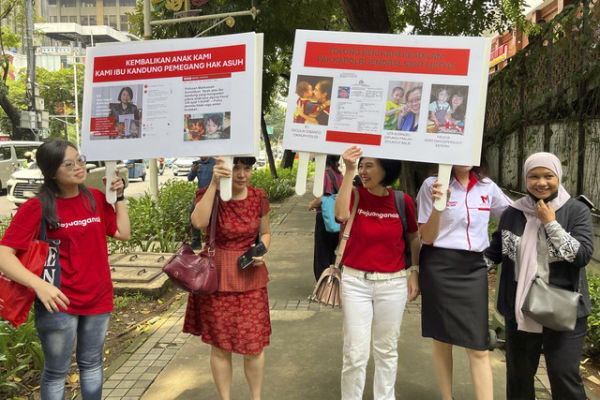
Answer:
[{"left": 128, "top": 0, "right": 349, "bottom": 112}]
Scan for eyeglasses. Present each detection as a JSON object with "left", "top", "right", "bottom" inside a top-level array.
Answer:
[{"left": 62, "top": 155, "right": 87, "bottom": 170}]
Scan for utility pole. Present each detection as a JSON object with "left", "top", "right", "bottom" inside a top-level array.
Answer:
[{"left": 25, "top": 0, "right": 37, "bottom": 140}]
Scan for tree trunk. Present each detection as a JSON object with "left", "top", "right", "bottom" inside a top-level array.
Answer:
[
  {"left": 281, "top": 149, "right": 296, "bottom": 169},
  {"left": 339, "top": 0, "right": 391, "bottom": 33},
  {"left": 0, "top": 89, "right": 34, "bottom": 140},
  {"left": 261, "top": 113, "right": 278, "bottom": 178}
]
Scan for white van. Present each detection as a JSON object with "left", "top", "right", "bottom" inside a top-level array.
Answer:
[
  {"left": 0, "top": 141, "right": 42, "bottom": 193},
  {"left": 7, "top": 160, "right": 129, "bottom": 206}
]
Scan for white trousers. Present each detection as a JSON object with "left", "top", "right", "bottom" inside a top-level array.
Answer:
[{"left": 341, "top": 273, "right": 408, "bottom": 400}]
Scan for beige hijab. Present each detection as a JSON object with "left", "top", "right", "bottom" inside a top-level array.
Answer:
[{"left": 511, "top": 152, "right": 571, "bottom": 333}]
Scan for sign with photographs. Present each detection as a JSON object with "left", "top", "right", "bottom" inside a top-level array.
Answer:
[
  {"left": 283, "top": 30, "right": 491, "bottom": 166},
  {"left": 81, "top": 33, "right": 262, "bottom": 161}
]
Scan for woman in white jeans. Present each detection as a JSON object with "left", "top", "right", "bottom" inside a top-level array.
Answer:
[{"left": 334, "top": 146, "right": 421, "bottom": 400}]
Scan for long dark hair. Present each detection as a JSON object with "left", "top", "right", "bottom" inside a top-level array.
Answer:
[
  {"left": 326, "top": 155, "right": 341, "bottom": 174},
  {"left": 36, "top": 140, "right": 96, "bottom": 230}
]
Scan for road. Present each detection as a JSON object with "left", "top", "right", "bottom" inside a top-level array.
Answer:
[{"left": 0, "top": 168, "right": 187, "bottom": 219}]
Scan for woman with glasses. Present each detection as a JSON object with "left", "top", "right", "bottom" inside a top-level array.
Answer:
[
  {"left": 0, "top": 140, "right": 130, "bottom": 400},
  {"left": 398, "top": 86, "right": 422, "bottom": 132}
]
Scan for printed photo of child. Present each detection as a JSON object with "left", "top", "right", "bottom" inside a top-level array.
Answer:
[
  {"left": 426, "top": 84, "right": 469, "bottom": 134},
  {"left": 382, "top": 81, "right": 423, "bottom": 132},
  {"left": 183, "top": 112, "right": 231, "bottom": 141},
  {"left": 293, "top": 75, "right": 333, "bottom": 126}
]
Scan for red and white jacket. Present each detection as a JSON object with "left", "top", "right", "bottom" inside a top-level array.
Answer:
[{"left": 416, "top": 173, "right": 512, "bottom": 252}]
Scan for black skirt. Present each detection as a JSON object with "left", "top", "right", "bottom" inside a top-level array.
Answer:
[{"left": 420, "top": 244, "right": 489, "bottom": 350}]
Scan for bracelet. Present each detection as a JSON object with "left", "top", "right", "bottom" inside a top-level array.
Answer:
[
  {"left": 408, "top": 265, "right": 419, "bottom": 273},
  {"left": 116, "top": 194, "right": 125, "bottom": 202}
]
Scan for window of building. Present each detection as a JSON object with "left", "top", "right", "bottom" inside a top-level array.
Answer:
[
  {"left": 48, "top": 0, "right": 57, "bottom": 6},
  {"left": 70, "top": 16, "right": 78, "bottom": 23},
  {"left": 120, "top": 15, "right": 129, "bottom": 31},
  {"left": 81, "top": 0, "right": 95, "bottom": 7},
  {"left": 104, "top": 15, "right": 117, "bottom": 29},
  {"left": 120, "top": 0, "right": 137, "bottom": 6},
  {"left": 89, "top": 15, "right": 96, "bottom": 25},
  {"left": 103, "top": 0, "right": 116, "bottom": 6},
  {"left": 49, "top": 16, "right": 58, "bottom": 22},
  {"left": 61, "top": 0, "right": 77, "bottom": 7},
  {"left": 60, "top": 16, "right": 69, "bottom": 22}
]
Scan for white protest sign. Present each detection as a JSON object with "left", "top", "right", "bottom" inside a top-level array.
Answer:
[
  {"left": 283, "top": 30, "right": 491, "bottom": 166},
  {"left": 81, "top": 33, "right": 262, "bottom": 162}
]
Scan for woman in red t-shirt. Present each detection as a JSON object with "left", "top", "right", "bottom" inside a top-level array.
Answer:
[
  {"left": 184, "top": 156, "right": 271, "bottom": 400},
  {"left": 0, "top": 140, "right": 130, "bottom": 400},
  {"left": 334, "top": 145, "right": 421, "bottom": 400}
]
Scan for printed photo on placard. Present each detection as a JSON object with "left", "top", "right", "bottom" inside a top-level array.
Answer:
[
  {"left": 293, "top": 75, "right": 333, "bottom": 126},
  {"left": 383, "top": 81, "right": 423, "bottom": 132},
  {"left": 337, "top": 86, "right": 351, "bottom": 99},
  {"left": 427, "top": 84, "right": 469, "bottom": 134},
  {"left": 183, "top": 112, "right": 231, "bottom": 141},
  {"left": 90, "top": 85, "right": 143, "bottom": 140}
]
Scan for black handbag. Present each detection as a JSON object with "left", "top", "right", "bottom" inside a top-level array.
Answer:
[{"left": 163, "top": 196, "right": 219, "bottom": 294}]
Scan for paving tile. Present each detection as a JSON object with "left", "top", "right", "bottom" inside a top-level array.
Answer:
[
  {"left": 126, "top": 388, "right": 146, "bottom": 396},
  {"left": 133, "top": 379, "right": 153, "bottom": 389},
  {"left": 116, "top": 380, "right": 136, "bottom": 389},
  {"left": 103, "top": 379, "right": 120, "bottom": 389},
  {"left": 108, "top": 388, "right": 128, "bottom": 397}
]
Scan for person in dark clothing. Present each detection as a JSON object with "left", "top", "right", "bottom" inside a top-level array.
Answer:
[
  {"left": 309, "top": 155, "right": 343, "bottom": 281},
  {"left": 187, "top": 157, "right": 216, "bottom": 249},
  {"left": 484, "top": 152, "right": 594, "bottom": 400}
]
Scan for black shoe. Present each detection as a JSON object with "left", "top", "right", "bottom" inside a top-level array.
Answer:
[{"left": 190, "top": 241, "right": 202, "bottom": 250}]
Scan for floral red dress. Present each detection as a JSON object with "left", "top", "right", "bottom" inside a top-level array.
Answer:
[{"left": 183, "top": 186, "right": 271, "bottom": 355}]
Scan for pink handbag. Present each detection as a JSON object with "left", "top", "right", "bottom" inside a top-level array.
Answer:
[
  {"left": 309, "top": 188, "right": 360, "bottom": 308},
  {"left": 162, "top": 196, "right": 218, "bottom": 294}
]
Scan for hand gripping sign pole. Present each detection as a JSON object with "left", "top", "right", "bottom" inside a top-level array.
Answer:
[{"left": 434, "top": 164, "right": 452, "bottom": 211}]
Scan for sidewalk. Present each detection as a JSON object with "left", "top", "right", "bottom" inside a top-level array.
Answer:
[{"left": 99, "top": 188, "right": 596, "bottom": 400}]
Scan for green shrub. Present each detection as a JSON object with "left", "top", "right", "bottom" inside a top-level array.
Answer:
[
  {"left": 0, "top": 314, "right": 42, "bottom": 396},
  {"left": 586, "top": 273, "right": 600, "bottom": 356},
  {"left": 107, "top": 179, "right": 196, "bottom": 253},
  {"left": 250, "top": 161, "right": 304, "bottom": 202},
  {"left": 0, "top": 217, "right": 12, "bottom": 238}
]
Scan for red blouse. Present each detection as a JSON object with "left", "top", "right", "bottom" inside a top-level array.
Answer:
[{"left": 195, "top": 186, "right": 270, "bottom": 292}]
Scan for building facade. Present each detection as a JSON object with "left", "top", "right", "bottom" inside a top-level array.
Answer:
[{"left": 38, "top": 0, "right": 137, "bottom": 32}]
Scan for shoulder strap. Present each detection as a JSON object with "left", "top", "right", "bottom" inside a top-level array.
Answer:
[
  {"left": 394, "top": 190, "right": 412, "bottom": 266},
  {"left": 326, "top": 169, "right": 339, "bottom": 194},
  {"left": 334, "top": 187, "right": 359, "bottom": 267},
  {"left": 207, "top": 195, "right": 219, "bottom": 253}
]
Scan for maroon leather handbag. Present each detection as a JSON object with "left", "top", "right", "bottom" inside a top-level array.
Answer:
[{"left": 162, "top": 196, "right": 218, "bottom": 294}]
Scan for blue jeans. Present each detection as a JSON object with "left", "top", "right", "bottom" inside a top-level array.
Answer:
[{"left": 34, "top": 302, "right": 110, "bottom": 400}]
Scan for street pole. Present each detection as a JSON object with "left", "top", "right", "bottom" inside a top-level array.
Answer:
[
  {"left": 143, "top": 0, "right": 159, "bottom": 199},
  {"left": 25, "top": 0, "right": 37, "bottom": 140},
  {"left": 73, "top": 57, "right": 80, "bottom": 149}
]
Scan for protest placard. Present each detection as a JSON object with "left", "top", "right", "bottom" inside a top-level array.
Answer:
[
  {"left": 81, "top": 32, "right": 262, "bottom": 161},
  {"left": 283, "top": 30, "right": 491, "bottom": 167}
]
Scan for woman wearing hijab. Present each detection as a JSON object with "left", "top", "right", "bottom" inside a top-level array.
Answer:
[{"left": 485, "top": 152, "right": 594, "bottom": 399}]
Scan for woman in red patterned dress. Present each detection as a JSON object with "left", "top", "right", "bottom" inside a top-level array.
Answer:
[{"left": 183, "top": 156, "right": 271, "bottom": 400}]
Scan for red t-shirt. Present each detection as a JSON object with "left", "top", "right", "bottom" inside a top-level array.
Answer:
[
  {"left": 1, "top": 189, "right": 118, "bottom": 315},
  {"left": 341, "top": 186, "right": 418, "bottom": 273}
]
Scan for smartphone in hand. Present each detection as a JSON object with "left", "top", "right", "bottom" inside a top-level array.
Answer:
[{"left": 238, "top": 241, "right": 267, "bottom": 270}]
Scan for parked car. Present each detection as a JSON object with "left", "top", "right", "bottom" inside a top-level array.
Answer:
[
  {"left": 257, "top": 151, "right": 266, "bottom": 168},
  {"left": 0, "top": 141, "right": 42, "bottom": 193},
  {"left": 172, "top": 157, "right": 198, "bottom": 176},
  {"left": 124, "top": 159, "right": 147, "bottom": 181},
  {"left": 7, "top": 160, "right": 129, "bottom": 206}
]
